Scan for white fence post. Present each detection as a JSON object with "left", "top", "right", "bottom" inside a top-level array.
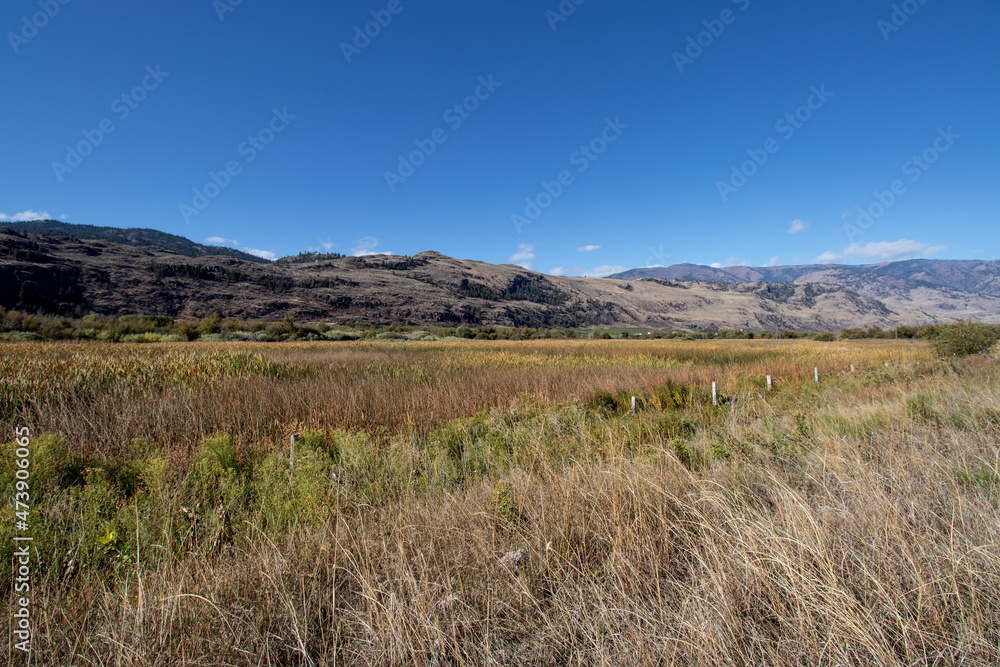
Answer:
[
  {"left": 712, "top": 382, "right": 718, "bottom": 406},
  {"left": 814, "top": 367, "right": 819, "bottom": 383},
  {"left": 631, "top": 396, "right": 637, "bottom": 415},
  {"left": 290, "top": 433, "right": 298, "bottom": 472},
  {"left": 766, "top": 375, "right": 772, "bottom": 391}
]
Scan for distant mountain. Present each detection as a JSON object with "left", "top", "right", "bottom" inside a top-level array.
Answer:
[
  {"left": 611, "top": 260, "right": 1000, "bottom": 295},
  {"left": 610, "top": 260, "right": 1000, "bottom": 325},
  {"left": 0, "top": 220, "right": 271, "bottom": 264},
  {"left": 2, "top": 225, "right": 909, "bottom": 330},
  {"left": 3, "top": 221, "right": 998, "bottom": 328}
]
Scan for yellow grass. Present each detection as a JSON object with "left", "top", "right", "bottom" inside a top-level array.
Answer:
[
  {"left": 3, "top": 339, "right": 998, "bottom": 666},
  {"left": 2, "top": 338, "right": 927, "bottom": 455}
]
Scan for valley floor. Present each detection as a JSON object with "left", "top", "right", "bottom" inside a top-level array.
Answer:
[{"left": 2, "top": 340, "right": 998, "bottom": 665}]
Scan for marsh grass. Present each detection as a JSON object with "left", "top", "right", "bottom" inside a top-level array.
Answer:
[
  {"left": 2, "top": 339, "right": 998, "bottom": 665},
  {"left": 2, "top": 339, "right": 923, "bottom": 457}
]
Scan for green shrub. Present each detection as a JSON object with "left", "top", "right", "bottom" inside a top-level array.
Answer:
[
  {"left": 121, "top": 333, "right": 165, "bottom": 343},
  {"left": 0, "top": 434, "right": 87, "bottom": 493},
  {"left": 201, "top": 314, "right": 223, "bottom": 335},
  {"left": 252, "top": 440, "right": 337, "bottom": 530},
  {"left": 0, "top": 331, "right": 42, "bottom": 342},
  {"left": 323, "top": 330, "right": 361, "bottom": 341},
  {"left": 491, "top": 480, "right": 518, "bottom": 527},
  {"left": 931, "top": 320, "right": 1000, "bottom": 357},
  {"left": 177, "top": 322, "right": 200, "bottom": 341}
]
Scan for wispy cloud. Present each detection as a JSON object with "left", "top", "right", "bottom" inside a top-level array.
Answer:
[
  {"left": 787, "top": 219, "right": 810, "bottom": 234},
  {"left": 244, "top": 248, "right": 276, "bottom": 261},
  {"left": 577, "top": 244, "right": 601, "bottom": 253},
  {"left": 815, "top": 239, "right": 946, "bottom": 263},
  {"left": 548, "top": 265, "right": 626, "bottom": 278},
  {"left": 581, "top": 265, "right": 626, "bottom": 278},
  {"left": 509, "top": 243, "right": 536, "bottom": 269},
  {"left": 710, "top": 256, "right": 747, "bottom": 269},
  {"left": 0, "top": 209, "right": 51, "bottom": 222},
  {"left": 764, "top": 256, "right": 780, "bottom": 267},
  {"left": 352, "top": 236, "right": 393, "bottom": 256},
  {"left": 204, "top": 235, "right": 275, "bottom": 260}
]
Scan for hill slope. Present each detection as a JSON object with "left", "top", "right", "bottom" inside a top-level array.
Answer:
[
  {"left": 0, "top": 225, "right": 905, "bottom": 330},
  {"left": 0, "top": 220, "right": 270, "bottom": 264},
  {"left": 611, "top": 261, "right": 1000, "bottom": 324}
]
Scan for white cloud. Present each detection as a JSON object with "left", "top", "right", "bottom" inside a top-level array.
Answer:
[
  {"left": 204, "top": 235, "right": 276, "bottom": 260},
  {"left": 509, "top": 243, "right": 536, "bottom": 269},
  {"left": 0, "top": 209, "right": 50, "bottom": 222},
  {"left": 710, "top": 256, "right": 747, "bottom": 268},
  {"left": 244, "top": 248, "right": 276, "bottom": 261},
  {"left": 787, "top": 219, "right": 809, "bottom": 234},
  {"left": 352, "top": 236, "right": 392, "bottom": 256},
  {"left": 581, "top": 265, "right": 626, "bottom": 278},
  {"left": 60, "top": 214, "right": 67, "bottom": 220},
  {"left": 547, "top": 264, "right": 627, "bottom": 278},
  {"left": 577, "top": 245, "right": 601, "bottom": 253},
  {"left": 764, "top": 256, "right": 780, "bottom": 267},
  {"left": 317, "top": 236, "right": 338, "bottom": 252},
  {"left": 814, "top": 251, "right": 841, "bottom": 263},
  {"left": 814, "top": 239, "right": 947, "bottom": 264}
]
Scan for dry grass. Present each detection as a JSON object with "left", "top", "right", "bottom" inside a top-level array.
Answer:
[
  {"left": 2, "top": 338, "right": 925, "bottom": 456},
  {"left": 3, "top": 339, "right": 999, "bottom": 666}
]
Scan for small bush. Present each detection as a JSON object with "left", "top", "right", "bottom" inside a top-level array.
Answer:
[
  {"left": 323, "top": 330, "right": 361, "bottom": 341},
  {"left": 931, "top": 320, "right": 1000, "bottom": 357},
  {"left": 121, "top": 333, "right": 165, "bottom": 343},
  {"left": 177, "top": 322, "right": 200, "bottom": 341}
]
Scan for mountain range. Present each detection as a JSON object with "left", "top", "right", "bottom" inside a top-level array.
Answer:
[
  {"left": 2, "top": 221, "right": 998, "bottom": 330},
  {"left": 610, "top": 261, "right": 1000, "bottom": 325}
]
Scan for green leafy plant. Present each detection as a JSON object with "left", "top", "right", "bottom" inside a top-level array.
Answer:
[{"left": 931, "top": 320, "right": 1000, "bottom": 357}]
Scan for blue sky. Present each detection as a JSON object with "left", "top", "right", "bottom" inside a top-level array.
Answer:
[{"left": 2, "top": 0, "right": 998, "bottom": 275}]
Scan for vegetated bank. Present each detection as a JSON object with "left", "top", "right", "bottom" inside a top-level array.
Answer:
[{"left": 1, "top": 306, "right": 996, "bottom": 344}]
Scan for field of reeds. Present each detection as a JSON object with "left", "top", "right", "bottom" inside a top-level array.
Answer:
[{"left": 2, "top": 338, "right": 999, "bottom": 665}]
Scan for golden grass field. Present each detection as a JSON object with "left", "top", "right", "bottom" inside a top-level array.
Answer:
[{"left": 2, "top": 339, "right": 999, "bottom": 666}]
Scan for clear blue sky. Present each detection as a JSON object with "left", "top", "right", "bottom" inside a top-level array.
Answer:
[{"left": 2, "top": 0, "right": 998, "bottom": 275}]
